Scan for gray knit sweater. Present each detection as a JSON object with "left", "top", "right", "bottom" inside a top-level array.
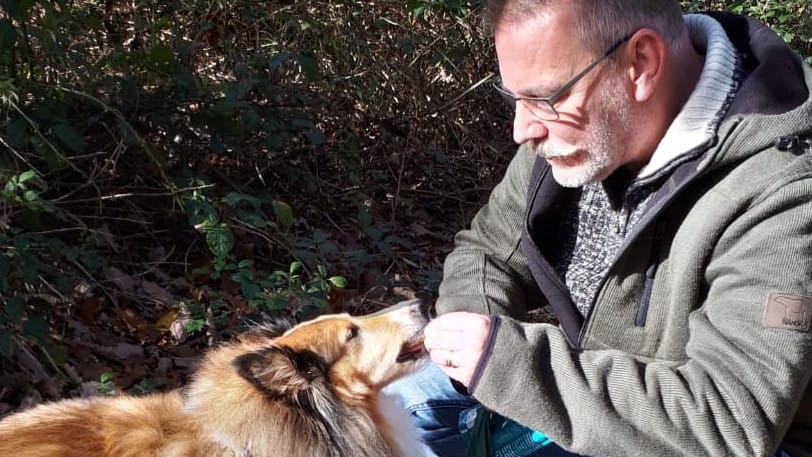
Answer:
[{"left": 555, "top": 15, "right": 743, "bottom": 316}]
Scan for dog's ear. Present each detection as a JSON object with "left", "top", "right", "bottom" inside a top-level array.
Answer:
[{"left": 233, "top": 346, "right": 326, "bottom": 399}]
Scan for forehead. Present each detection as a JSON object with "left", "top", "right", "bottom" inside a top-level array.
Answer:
[{"left": 494, "top": 7, "right": 588, "bottom": 93}]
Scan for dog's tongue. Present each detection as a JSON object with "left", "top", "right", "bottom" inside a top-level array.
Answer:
[{"left": 396, "top": 334, "right": 426, "bottom": 362}]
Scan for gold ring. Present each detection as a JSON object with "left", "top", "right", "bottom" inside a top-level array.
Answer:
[{"left": 444, "top": 350, "right": 454, "bottom": 367}]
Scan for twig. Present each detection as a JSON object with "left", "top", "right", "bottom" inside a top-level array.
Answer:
[
  {"left": 423, "top": 73, "right": 495, "bottom": 117},
  {"left": 0, "top": 135, "right": 43, "bottom": 175},
  {"left": 53, "top": 184, "right": 217, "bottom": 204}
]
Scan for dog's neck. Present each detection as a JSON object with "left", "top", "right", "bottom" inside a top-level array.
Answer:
[
  {"left": 375, "top": 392, "right": 423, "bottom": 457},
  {"left": 186, "top": 382, "right": 400, "bottom": 457}
]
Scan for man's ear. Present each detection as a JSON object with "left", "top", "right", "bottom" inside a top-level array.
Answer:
[
  {"left": 233, "top": 346, "right": 326, "bottom": 399},
  {"left": 625, "top": 28, "right": 666, "bottom": 102}
]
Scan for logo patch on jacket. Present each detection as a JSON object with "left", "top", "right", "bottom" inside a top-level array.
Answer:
[{"left": 763, "top": 292, "right": 812, "bottom": 331}]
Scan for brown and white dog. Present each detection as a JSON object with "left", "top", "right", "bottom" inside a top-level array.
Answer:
[{"left": 0, "top": 299, "right": 429, "bottom": 457}]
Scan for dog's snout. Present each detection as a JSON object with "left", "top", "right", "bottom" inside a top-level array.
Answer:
[{"left": 365, "top": 298, "right": 434, "bottom": 324}]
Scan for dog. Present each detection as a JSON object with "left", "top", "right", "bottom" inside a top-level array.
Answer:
[{"left": 0, "top": 299, "right": 429, "bottom": 457}]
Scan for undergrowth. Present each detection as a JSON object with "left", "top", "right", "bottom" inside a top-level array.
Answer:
[{"left": 0, "top": 0, "right": 809, "bottom": 405}]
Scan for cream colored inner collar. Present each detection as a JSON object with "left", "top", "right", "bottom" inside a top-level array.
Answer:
[{"left": 636, "top": 14, "right": 741, "bottom": 180}]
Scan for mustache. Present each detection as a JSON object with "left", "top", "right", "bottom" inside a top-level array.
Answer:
[{"left": 534, "top": 141, "right": 579, "bottom": 159}]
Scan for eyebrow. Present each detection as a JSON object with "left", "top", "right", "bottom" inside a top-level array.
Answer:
[
  {"left": 526, "top": 84, "right": 558, "bottom": 98},
  {"left": 513, "top": 82, "right": 557, "bottom": 99}
]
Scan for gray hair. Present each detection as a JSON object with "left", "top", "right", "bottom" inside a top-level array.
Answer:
[{"left": 484, "top": 0, "right": 685, "bottom": 55}]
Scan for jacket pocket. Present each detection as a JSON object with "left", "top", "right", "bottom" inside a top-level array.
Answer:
[{"left": 635, "top": 225, "right": 664, "bottom": 327}]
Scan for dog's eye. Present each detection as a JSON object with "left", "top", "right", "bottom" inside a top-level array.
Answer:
[{"left": 346, "top": 325, "right": 359, "bottom": 341}]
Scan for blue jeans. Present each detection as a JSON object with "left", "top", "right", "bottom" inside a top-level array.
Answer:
[
  {"left": 384, "top": 363, "right": 582, "bottom": 457},
  {"left": 385, "top": 363, "right": 794, "bottom": 457}
]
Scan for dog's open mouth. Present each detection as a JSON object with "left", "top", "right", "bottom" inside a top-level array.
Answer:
[{"left": 396, "top": 333, "right": 426, "bottom": 363}]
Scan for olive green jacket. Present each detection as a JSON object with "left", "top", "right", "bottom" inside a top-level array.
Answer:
[{"left": 437, "top": 14, "right": 812, "bottom": 457}]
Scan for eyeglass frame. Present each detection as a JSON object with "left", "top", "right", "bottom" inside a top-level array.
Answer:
[{"left": 492, "top": 31, "right": 635, "bottom": 121}]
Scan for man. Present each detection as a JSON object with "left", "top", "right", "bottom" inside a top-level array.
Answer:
[{"left": 387, "top": 0, "right": 812, "bottom": 456}]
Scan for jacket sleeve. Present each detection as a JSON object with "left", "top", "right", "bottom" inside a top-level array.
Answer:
[
  {"left": 435, "top": 144, "right": 545, "bottom": 319},
  {"left": 468, "top": 175, "right": 812, "bottom": 457}
]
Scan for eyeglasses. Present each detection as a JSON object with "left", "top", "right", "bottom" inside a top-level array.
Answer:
[{"left": 492, "top": 32, "right": 634, "bottom": 121}]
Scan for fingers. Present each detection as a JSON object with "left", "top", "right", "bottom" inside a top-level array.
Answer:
[
  {"left": 424, "top": 312, "right": 490, "bottom": 351},
  {"left": 423, "top": 312, "right": 492, "bottom": 387},
  {"left": 429, "top": 348, "right": 458, "bottom": 368}
]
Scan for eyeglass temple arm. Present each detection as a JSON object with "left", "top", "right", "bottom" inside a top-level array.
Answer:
[{"left": 547, "top": 32, "right": 635, "bottom": 103}]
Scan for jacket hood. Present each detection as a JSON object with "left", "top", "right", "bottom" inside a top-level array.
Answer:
[{"left": 703, "top": 12, "right": 812, "bottom": 169}]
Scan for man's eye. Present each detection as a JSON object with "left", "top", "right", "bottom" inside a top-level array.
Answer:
[{"left": 524, "top": 98, "right": 548, "bottom": 108}]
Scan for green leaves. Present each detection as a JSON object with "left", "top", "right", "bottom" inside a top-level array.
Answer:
[
  {"left": 2, "top": 169, "right": 46, "bottom": 208},
  {"left": 204, "top": 222, "right": 235, "bottom": 259},
  {"left": 272, "top": 199, "right": 295, "bottom": 229},
  {"left": 683, "top": 1, "right": 811, "bottom": 59},
  {"left": 328, "top": 276, "right": 347, "bottom": 288}
]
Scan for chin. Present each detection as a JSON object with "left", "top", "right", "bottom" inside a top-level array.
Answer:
[
  {"left": 547, "top": 151, "right": 618, "bottom": 187},
  {"left": 550, "top": 164, "right": 606, "bottom": 187}
]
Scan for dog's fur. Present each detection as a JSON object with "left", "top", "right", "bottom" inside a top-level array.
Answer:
[{"left": 0, "top": 300, "right": 429, "bottom": 457}]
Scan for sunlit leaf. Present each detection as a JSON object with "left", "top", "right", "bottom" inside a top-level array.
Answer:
[
  {"left": 185, "top": 318, "right": 206, "bottom": 334},
  {"left": 272, "top": 199, "right": 294, "bottom": 229},
  {"left": 205, "top": 223, "right": 234, "bottom": 259},
  {"left": 328, "top": 276, "right": 347, "bottom": 288},
  {"left": 156, "top": 310, "right": 179, "bottom": 329}
]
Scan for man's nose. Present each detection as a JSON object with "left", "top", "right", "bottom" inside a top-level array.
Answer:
[{"left": 513, "top": 102, "right": 549, "bottom": 145}]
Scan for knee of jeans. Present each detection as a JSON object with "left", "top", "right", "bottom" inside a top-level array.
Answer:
[
  {"left": 384, "top": 364, "right": 479, "bottom": 430},
  {"left": 408, "top": 398, "right": 479, "bottom": 430},
  {"left": 384, "top": 363, "right": 470, "bottom": 409}
]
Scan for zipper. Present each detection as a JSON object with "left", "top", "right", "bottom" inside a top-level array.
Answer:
[
  {"left": 577, "top": 119, "right": 743, "bottom": 343},
  {"left": 578, "top": 156, "right": 707, "bottom": 342},
  {"left": 635, "top": 224, "right": 664, "bottom": 326},
  {"left": 523, "top": 162, "right": 583, "bottom": 348}
]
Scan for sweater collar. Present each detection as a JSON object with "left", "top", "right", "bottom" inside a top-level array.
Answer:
[{"left": 635, "top": 14, "right": 741, "bottom": 182}]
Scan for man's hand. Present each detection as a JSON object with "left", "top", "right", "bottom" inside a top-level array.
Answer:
[{"left": 423, "top": 312, "right": 491, "bottom": 387}]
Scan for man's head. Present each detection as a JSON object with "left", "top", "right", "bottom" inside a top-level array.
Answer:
[{"left": 488, "top": 0, "right": 690, "bottom": 187}]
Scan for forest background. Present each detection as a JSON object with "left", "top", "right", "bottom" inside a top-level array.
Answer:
[{"left": 1, "top": 0, "right": 810, "bottom": 412}]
